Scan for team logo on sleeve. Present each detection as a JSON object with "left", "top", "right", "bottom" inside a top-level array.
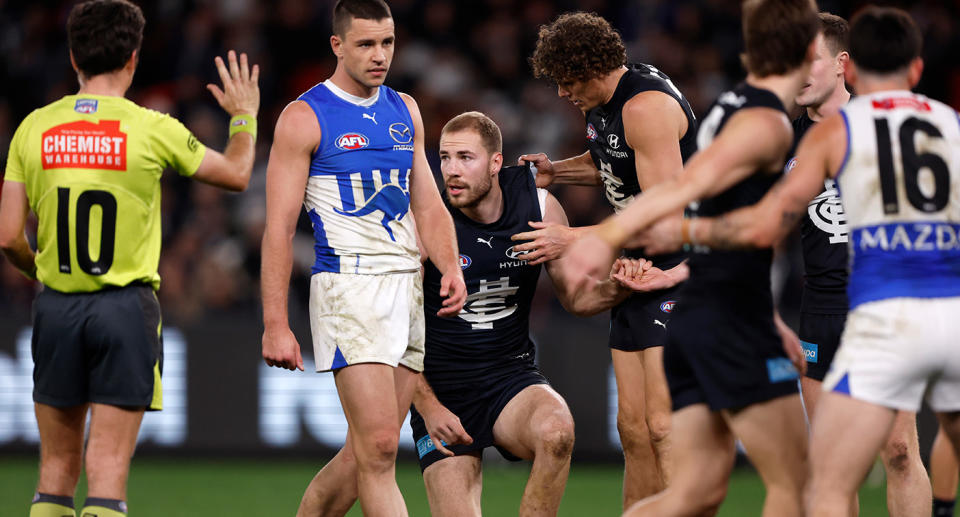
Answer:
[
  {"left": 586, "top": 123, "right": 598, "bottom": 141},
  {"left": 335, "top": 133, "right": 369, "bottom": 150},
  {"left": 73, "top": 98, "right": 98, "bottom": 114},
  {"left": 42, "top": 120, "right": 126, "bottom": 170},
  {"left": 459, "top": 254, "right": 472, "bottom": 269}
]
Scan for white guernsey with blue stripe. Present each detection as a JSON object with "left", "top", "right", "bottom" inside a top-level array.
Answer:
[
  {"left": 837, "top": 91, "right": 960, "bottom": 309},
  {"left": 298, "top": 80, "right": 420, "bottom": 274}
]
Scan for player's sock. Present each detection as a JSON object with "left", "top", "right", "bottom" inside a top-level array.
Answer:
[
  {"left": 933, "top": 497, "right": 956, "bottom": 517},
  {"left": 29, "top": 492, "right": 76, "bottom": 517},
  {"left": 80, "top": 497, "right": 127, "bottom": 517}
]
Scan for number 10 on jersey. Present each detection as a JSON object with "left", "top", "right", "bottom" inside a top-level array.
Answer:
[{"left": 56, "top": 187, "right": 117, "bottom": 275}]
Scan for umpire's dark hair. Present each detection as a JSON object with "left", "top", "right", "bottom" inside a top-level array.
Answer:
[
  {"left": 849, "top": 6, "right": 921, "bottom": 73},
  {"left": 333, "top": 0, "right": 392, "bottom": 37},
  {"left": 67, "top": 0, "right": 145, "bottom": 77},
  {"left": 741, "top": 0, "right": 819, "bottom": 77}
]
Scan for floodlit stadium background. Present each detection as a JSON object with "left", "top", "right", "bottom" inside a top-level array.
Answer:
[{"left": 0, "top": 0, "right": 957, "bottom": 514}]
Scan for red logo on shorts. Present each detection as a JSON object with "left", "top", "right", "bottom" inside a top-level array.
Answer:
[{"left": 41, "top": 120, "right": 127, "bottom": 171}]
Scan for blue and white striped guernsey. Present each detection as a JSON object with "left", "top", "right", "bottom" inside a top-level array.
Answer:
[{"left": 297, "top": 80, "right": 420, "bottom": 274}]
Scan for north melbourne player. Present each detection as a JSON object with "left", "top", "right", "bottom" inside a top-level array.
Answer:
[
  {"left": 0, "top": 1, "right": 260, "bottom": 516},
  {"left": 259, "top": 1, "right": 465, "bottom": 516},
  {"left": 790, "top": 13, "right": 931, "bottom": 517},
  {"left": 517, "top": 12, "right": 697, "bottom": 505}
]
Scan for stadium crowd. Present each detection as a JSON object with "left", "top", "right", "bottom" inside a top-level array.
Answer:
[{"left": 1, "top": 0, "right": 958, "bottom": 327}]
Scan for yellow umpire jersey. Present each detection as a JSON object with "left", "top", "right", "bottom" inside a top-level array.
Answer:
[{"left": 4, "top": 94, "right": 206, "bottom": 292}]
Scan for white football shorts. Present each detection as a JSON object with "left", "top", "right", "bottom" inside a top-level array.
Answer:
[
  {"left": 309, "top": 270, "right": 425, "bottom": 373},
  {"left": 823, "top": 296, "right": 960, "bottom": 412}
]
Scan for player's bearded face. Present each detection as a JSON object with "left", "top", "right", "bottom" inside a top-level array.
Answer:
[
  {"left": 797, "top": 33, "right": 840, "bottom": 108},
  {"left": 440, "top": 131, "right": 496, "bottom": 209},
  {"left": 339, "top": 17, "right": 395, "bottom": 88}
]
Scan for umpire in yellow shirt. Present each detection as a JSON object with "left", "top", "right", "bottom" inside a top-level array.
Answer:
[{"left": 0, "top": 1, "right": 260, "bottom": 516}]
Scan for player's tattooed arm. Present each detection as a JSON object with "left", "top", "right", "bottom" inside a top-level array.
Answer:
[
  {"left": 411, "top": 375, "right": 473, "bottom": 456},
  {"left": 518, "top": 151, "right": 600, "bottom": 187}
]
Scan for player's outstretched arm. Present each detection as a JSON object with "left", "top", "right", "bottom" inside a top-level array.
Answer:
[
  {"left": 518, "top": 151, "right": 600, "bottom": 188},
  {"left": 192, "top": 50, "right": 260, "bottom": 192},
  {"left": 0, "top": 180, "right": 36, "bottom": 279},
  {"left": 411, "top": 375, "right": 473, "bottom": 457},
  {"left": 563, "top": 107, "right": 794, "bottom": 293},
  {"left": 260, "top": 102, "right": 316, "bottom": 372},
  {"left": 509, "top": 220, "right": 591, "bottom": 265},
  {"left": 401, "top": 93, "right": 466, "bottom": 317},
  {"left": 541, "top": 193, "right": 632, "bottom": 315},
  {"left": 636, "top": 115, "right": 845, "bottom": 255}
]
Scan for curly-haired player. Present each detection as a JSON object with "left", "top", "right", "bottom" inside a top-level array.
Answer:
[{"left": 514, "top": 11, "right": 696, "bottom": 507}]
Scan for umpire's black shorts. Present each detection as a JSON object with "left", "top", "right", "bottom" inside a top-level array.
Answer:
[
  {"left": 32, "top": 283, "right": 164, "bottom": 410},
  {"left": 410, "top": 365, "right": 547, "bottom": 472}
]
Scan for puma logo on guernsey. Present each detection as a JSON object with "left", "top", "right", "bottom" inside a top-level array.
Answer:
[
  {"left": 363, "top": 112, "right": 377, "bottom": 124},
  {"left": 477, "top": 236, "right": 493, "bottom": 248},
  {"left": 653, "top": 319, "right": 667, "bottom": 329},
  {"left": 334, "top": 184, "right": 410, "bottom": 241}
]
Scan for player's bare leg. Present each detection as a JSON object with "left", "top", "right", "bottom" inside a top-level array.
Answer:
[
  {"left": 34, "top": 403, "right": 88, "bottom": 497},
  {"left": 800, "top": 376, "right": 823, "bottom": 423},
  {"left": 296, "top": 439, "right": 358, "bottom": 517},
  {"left": 612, "top": 349, "right": 662, "bottom": 508},
  {"left": 493, "top": 384, "right": 575, "bottom": 517},
  {"left": 642, "top": 346, "right": 672, "bottom": 484},
  {"left": 800, "top": 377, "right": 860, "bottom": 516},
  {"left": 808, "top": 392, "right": 897, "bottom": 517},
  {"left": 334, "top": 363, "right": 407, "bottom": 517},
  {"left": 84, "top": 403, "right": 145, "bottom": 500},
  {"left": 879, "top": 411, "right": 930, "bottom": 517},
  {"left": 422, "top": 453, "right": 483, "bottom": 517},
  {"left": 299, "top": 364, "right": 420, "bottom": 517},
  {"left": 623, "top": 404, "right": 735, "bottom": 517},
  {"left": 725, "top": 395, "right": 808, "bottom": 517},
  {"left": 930, "top": 425, "right": 959, "bottom": 513}
]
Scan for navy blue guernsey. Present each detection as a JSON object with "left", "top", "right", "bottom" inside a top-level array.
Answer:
[
  {"left": 584, "top": 63, "right": 697, "bottom": 269},
  {"left": 789, "top": 112, "right": 849, "bottom": 314},
  {"left": 685, "top": 83, "right": 787, "bottom": 305},
  {"left": 422, "top": 165, "right": 543, "bottom": 388}
]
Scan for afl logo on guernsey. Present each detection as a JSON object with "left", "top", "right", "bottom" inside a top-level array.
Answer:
[
  {"left": 660, "top": 301, "right": 676, "bottom": 313},
  {"left": 336, "top": 133, "right": 369, "bottom": 150},
  {"left": 459, "top": 254, "right": 472, "bottom": 270},
  {"left": 74, "top": 98, "right": 98, "bottom": 114},
  {"left": 586, "top": 123, "right": 598, "bottom": 141}
]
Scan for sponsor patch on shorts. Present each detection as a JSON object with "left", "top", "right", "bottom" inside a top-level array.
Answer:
[
  {"left": 766, "top": 357, "right": 799, "bottom": 383},
  {"left": 416, "top": 435, "right": 447, "bottom": 458},
  {"left": 801, "top": 340, "right": 818, "bottom": 363}
]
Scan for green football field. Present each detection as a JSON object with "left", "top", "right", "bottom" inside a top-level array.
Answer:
[{"left": 0, "top": 455, "right": 892, "bottom": 516}]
